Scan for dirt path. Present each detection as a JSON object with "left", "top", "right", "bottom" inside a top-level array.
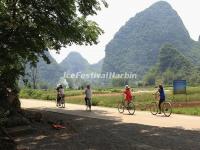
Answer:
[{"left": 21, "top": 99, "right": 200, "bottom": 131}]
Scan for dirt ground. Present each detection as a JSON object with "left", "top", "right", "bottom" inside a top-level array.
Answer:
[{"left": 13, "top": 109, "right": 200, "bottom": 150}]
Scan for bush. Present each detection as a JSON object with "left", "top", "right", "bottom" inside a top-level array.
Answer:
[{"left": 20, "top": 88, "right": 56, "bottom": 100}]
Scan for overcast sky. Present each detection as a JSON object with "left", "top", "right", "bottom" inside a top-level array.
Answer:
[{"left": 50, "top": 0, "right": 200, "bottom": 64}]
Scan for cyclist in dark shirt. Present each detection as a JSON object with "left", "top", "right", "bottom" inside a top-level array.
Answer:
[{"left": 158, "top": 85, "right": 165, "bottom": 114}]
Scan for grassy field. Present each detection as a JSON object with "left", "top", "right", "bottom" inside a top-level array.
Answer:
[
  {"left": 173, "top": 107, "right": 200, "bottom": 116},
  {"left": 67, "top": 95, "right": 121, "bottom": 108},
  {"left": 19, "top": 88, "right": 121, "bottom": 100},
  {"left": 20, "top": 86, "right": 200, "bottom": 116}
]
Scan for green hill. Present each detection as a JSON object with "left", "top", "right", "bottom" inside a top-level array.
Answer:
[
  {"left": 159, "top": 45, "right": 191, "bottom": 72},
  {"left": 144, "top": 44, "right": 200, "bottom": 85},
  {"left": 102, "top": 1, "right": 200, "bottom": 77}
]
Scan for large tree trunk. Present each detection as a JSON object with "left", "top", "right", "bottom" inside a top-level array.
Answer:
[
  {"left": 0, "top": 77, "right": 28, "bottom": 128},
  {"left": 0, "top": 81, "right": 21, "bottom": 113},
  {"left": 31, "top": 66, "right": 38, "bottom": 89}
]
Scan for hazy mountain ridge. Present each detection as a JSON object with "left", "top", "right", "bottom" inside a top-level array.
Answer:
[
  {"left": 60, "top": 52, "right": 103, "bottom": 73},
  {"left": 60, "top": 52, "right": 90, "bottom": 73},
  {"left": 27, "top": 51, "right": 103, "bottom": 86}
]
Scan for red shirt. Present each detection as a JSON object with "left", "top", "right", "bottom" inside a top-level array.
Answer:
[{"left": 124, "top": 89, "right": 132, "bottom": 101}]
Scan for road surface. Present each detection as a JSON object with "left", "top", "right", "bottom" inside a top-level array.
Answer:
[{"left": 21, "top": 99, "right": 200, "bottom": 131}]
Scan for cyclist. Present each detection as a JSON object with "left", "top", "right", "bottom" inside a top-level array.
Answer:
[
  {"left": 123, "top": 85, "right": 133, "bottom": 104},
  {"left": 56, "top": 84, "right": 61, "bottom": 106},
  {"left": 56, "top": 84, "right": 65, "bottom": 107},
  {"left": 156, "top": 85, "right": 165, "bottom": 114}
]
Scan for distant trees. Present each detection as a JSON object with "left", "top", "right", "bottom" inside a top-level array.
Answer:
[
  {"left": 143, "top": 71, "right": 156, "bottom": 86},
  {"left": 112, "top": 79, "right": 129, "bottom": 87}
]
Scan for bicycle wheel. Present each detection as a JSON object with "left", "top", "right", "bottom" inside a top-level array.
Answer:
[
  {"left": 150, "top": 102, "right": 158, "bottom": 115},
  {"left": 56, "top": 98, "right": 60, "bottom": 107},
  {"left": 62, "top": 102, "right": 65, "bottom": 108},
  {"left": 127, "top": 102, "right": 135, "bottom": 115},
  {"left": 118, "top": 103, "right": 124, "bottom": 113},
  {"left": 56, "top": 99, "right": 59, "bottom": 107},
  {"left": 162, "top": 102, "right": 172, "bottom": 117},
  {"left": 60, "top": 97, "right": 65, "bottom": 108}
]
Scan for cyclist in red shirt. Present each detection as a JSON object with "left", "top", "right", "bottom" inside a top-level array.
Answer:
[{"left": 123, "top": 85, "right": 132, "bottom": 103}]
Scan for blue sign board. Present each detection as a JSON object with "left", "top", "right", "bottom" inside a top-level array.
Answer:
[{"left": 173, "top": 80, "right": 187, "bottom": 94}]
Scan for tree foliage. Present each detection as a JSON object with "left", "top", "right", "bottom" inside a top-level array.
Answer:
[{"left": 0, "top": 0, "right": 107, "bottom": 109}]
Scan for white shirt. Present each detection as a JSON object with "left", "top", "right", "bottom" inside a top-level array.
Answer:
[
  {"left": 85, "top": 88, "right": 92, "bottom": 98},
  {"left": 59, "top": 88, "right": 64, "bottom": 95}
]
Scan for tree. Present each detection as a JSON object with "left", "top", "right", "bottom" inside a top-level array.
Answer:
[
  {"left": 30, "top": 65, "right": 38, "bottom": 89},
  {"left": 112, "top": 79, "right": 129, "bottom": 87},
  {"left": 0, "top": 0, "right": 107, "bottom": 111},
  {"left": 143, "top": 72, "right": 156, "bottom": 86},
  {"left": 162, "top": 69, "right": 174, "bottom": 85},
  {"left": 158, "top": 44, "right": 192, "bottom": 73}
]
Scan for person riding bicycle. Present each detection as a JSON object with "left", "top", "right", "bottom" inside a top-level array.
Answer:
[
  {"left": 156, "top": 85, "right": 165, "bottom": 114},
  {"left": 84, "top": 85, "right": 92, "bottom": 111},
  {"left": 56, "top": 84, "right": 61, "bottom": 106},
  {"left": 123, "top": 85, "right": 133, "bottom": 104},
  {"left": 56, "top": 84, "right": 65, "bottom": 106}
]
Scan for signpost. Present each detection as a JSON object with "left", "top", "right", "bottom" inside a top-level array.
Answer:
[{"left": 173, "top": 80, "right": 187, "bottom": 101}]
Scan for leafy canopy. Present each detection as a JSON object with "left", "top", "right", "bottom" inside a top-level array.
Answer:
[{"left": 0, "top": 0, "right": 107, "bottom": 89}]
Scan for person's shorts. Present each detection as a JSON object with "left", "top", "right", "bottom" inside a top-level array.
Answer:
[
  {"left": 159, "top": 99, "right": 165, "bottom": 103},
  {"left": 125, "top": 99, "right": 132, "bottom": 103}
]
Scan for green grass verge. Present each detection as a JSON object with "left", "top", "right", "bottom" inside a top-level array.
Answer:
[
  {"left": 173, "top": 107, "right": 200, "bottom": 116},
  {"left": 19, "top": 88, "right": 123, "bottom": 100},
  {"left": 67, "top": 95, "right": 121, "bottom": 108}
]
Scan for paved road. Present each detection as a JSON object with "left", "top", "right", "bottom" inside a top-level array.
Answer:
[{"left": 21, "top": 99, "right": 200, "bottom": 131}]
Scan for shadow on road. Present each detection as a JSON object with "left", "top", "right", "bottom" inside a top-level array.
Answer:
[
  {"left": 44, "top": 106, "right": 123, "bottom": 121},
  {"left": 15, "top": 109, "right": 200, "bottom": 150}
]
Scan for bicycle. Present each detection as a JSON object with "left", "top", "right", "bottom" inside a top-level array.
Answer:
[
  {"left": 150, "top": 93, "right": 172, "bottom": 117},
  {"left": 118, "top": 97, "right": 135, "bottom": 115},
  {"left": 56, "top": 95, "right": 65, "bottom": 108}
]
